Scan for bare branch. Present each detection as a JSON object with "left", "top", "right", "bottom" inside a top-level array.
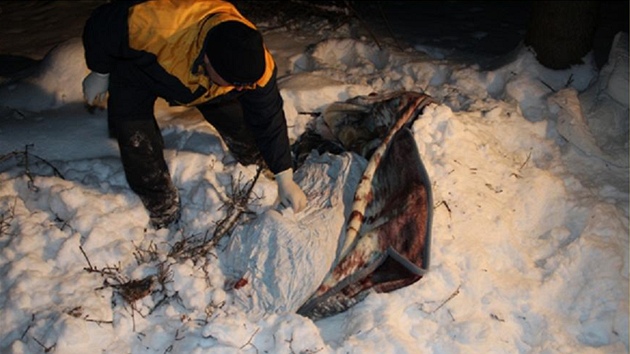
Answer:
[
  {"left": 0, "top": 145, "right": 65, "bottom": 192},
  {"left": 0, "top": 197, "right": 17, "bottom": 238},
  {"left": 211, "top": 166, "right": 263, "bottom": 244},
  {"left": 431, "top": 285, "right": 461, "bottom": 314},
  {"left": 32, "top": 336, "right": 56, "bottom": 353},
  {"left": 240, "top": 327, "right": 260, "bottom": 351}
]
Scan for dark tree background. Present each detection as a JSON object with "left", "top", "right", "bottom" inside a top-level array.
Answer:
[{"left": 525, "top": 1, "right": 600, "bottom": 69}]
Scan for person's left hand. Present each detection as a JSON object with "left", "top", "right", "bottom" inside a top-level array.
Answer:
[
  {"left": 275, "top": 169, "right": 307, "bottom": 213},
  {"left": 82, "top": 71, "right": 110, "bottom": 106}
]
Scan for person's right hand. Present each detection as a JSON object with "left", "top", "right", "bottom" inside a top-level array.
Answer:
[
  {"left": 82, "top": 71, "right": 110, "bottom": 105},
  {"left": 275, "top": 169, "right": 307, "bottom": 213}
]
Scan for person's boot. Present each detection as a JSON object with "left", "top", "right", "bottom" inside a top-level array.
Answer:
[
  {"left": 117, "top": 120, "right": 181, "bottom": 229},
  {"left": 142, "top": 185, "right": 181, "bottom": 229}
]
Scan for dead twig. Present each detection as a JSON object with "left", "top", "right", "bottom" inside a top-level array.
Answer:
[
  {"left": 168, "top": 166, "right": 262, "bottom": 263},
  {"left": 0, "top": 197, "right": 17, "bottom": 238},
  {"left": 79, "top": 246, "right": 120, "bottom": 275},
  {"left": 420, "top": 284, "right": 461, "bottom": 315},
  {"left": 0, "top": 145, "right": 64, "bottom": 192},
  {"left": 539, "top": 74, "right": 574, "bottom": 93},
  {"left": 32, "top": 337, "right": 56, "bottom": 353},
  {"left": 20, "top": 314, "right": 35, "bottom": 340},
  {"left": 81, "top": 245, "right": 152, "bottom": 331},
  {"left": 240, "top": 327, "right": 260, "bottom": 351},
  {"left": 132, "top": 241, "right": 160, "bottom": 265},
  {"left": 435, "top": 200, "right": 451, "bottom": 217},
  {"left": 432, "top": 285, "right": 461, "bottom": 313},
  {"left": 84, "top": 317, "right": 114, "bottom": 326},
  {"left": 66, "top": 307, "right": 114, "bottom": 326},
  {"left": 343, "top": 0, "right": 382, "bottom": 50},
  {"left": 519, "top": 151, "right": 532, "bottom": 170},
  {"left": 288, "top": 0, "right": 349, "bottom": 15},
  {"left": 375, "top": 1, "right": 404, "bottom": 51},
  {"left": 211, "top": 166, "right": 263, "bottom": 244},
  {"left": 168, "top": 229, "right": 217, "bottom": 262}
]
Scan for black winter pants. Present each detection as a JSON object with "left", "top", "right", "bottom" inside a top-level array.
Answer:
[
  {"left": 108, "top": 64, "right": 262, "bottom": 227},
  {"left": 108, "top": 65, "right": 180, "bottom": 228},
  {"left": 196, "top": 99, "right": 262, "bottom": 166}
]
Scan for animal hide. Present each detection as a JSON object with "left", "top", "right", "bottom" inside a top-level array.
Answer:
[
  {"left": 295, "top": 91, "right": 434, "bottom": 319},
  {"left": 223, "top": 91, "right": 434, "bottom": 320}
]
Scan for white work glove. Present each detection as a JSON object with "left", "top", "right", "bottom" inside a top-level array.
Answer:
[
  {"left": 82, "top": 71, "right": 110, "bottom": 106},
  {"left": 275, "top": 168, "right": 307, "bottom": 213}
]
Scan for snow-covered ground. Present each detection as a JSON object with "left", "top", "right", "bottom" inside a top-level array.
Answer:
[{"left": 0, "top": 2, "right": 628, "bottom": 353}]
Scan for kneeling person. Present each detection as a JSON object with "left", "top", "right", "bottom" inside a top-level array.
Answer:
[{"left": 81, "top": 0, "right": 307, "bottom": 228}]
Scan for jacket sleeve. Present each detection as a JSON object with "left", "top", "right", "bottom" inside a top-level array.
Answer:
[
  {"left": 239, "top": 68, "right": 293, "bottom": 175},
  {"left": 82, "top": 2, "right": 134, "bottom": 74}
]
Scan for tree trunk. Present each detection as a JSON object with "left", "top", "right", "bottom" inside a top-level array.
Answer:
[{"left": 525, "top": 1, "right": 600, "bottom": 70}]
